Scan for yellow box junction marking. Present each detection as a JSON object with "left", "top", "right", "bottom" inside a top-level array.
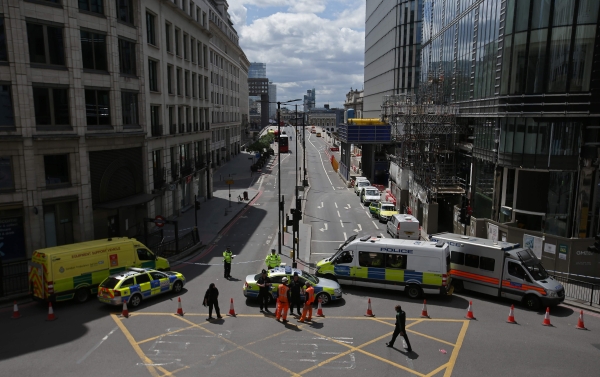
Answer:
[{"left": 113, "top": 313, "right": 470, "bottom": 377}]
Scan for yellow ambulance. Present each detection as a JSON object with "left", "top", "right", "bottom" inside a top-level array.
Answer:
[{"left": 29, "top": 237, "right": 170, "bottom": 303}]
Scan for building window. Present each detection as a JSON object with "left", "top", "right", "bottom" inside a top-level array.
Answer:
[
  {"left": 174, "top": 28, "right": 181, "bottom": 56},
  {"left": 148, "top": 59, "right": 159, "bottom": 92},
  {"left": 79, "top": 0, "right": 104, "bottom": 14},
  {"left": 26, "top": 22, "right": 65, "bottom": 66},
  {"left": 33, "top": 86, "right": 69, "bottom": 126},
  {"left": 165, "top": 22, "right": 172, "bottom": 52},
  {"left": 85, "top": 89, "right": 110, "bottom": 126},
  {"left": 184, "top": 70, "right": 189, "bottom": 97},
  {"left": 0, "top": 84, "right": 15, "bottom": 126},
  {"left": 146, "top": 12, "right": 156, "bottom": 46},
  {"left": 44, "top": 154, "right": 70, "bottom": 187},
  {"left": 116, "top": 0, "right": 134, "bottom": 25},
  {"left": 0, "top": 157, "right": 14, "bottom": 191},
  {"left": 176, "top": 68, "right": 182, "bottom": 95},
  {"left": 150, "top": 105, "right": 161, "bottom": 136},
  {"left": 0, "top": 17, "right": 7, "bottom": 62},
  {"left": 192, "top": 73, "right": 196, "bottom": 97},
  {"left": 118, "top": 38, "right": 136, "bottom": 75},
  {"left": 80, "top": 30, "right": 107, "bottom": 71},
  {"left": 167, "top": 65, "right": 174, "bottom": 94},
  {"left": 183, "top": 33, "right": 188, "bottom": 59},
  {"left": 190, "top": 38, "right": 195, "bottom": 63},
  {"left": 121, "top": 91, "right": 138, "bottom": 126}
]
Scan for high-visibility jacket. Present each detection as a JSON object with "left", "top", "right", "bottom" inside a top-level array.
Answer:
[
  {"left": 223, "top": 250, "right": 233, "bottom": 263},
  {"left": 305, "top": 286, "right": 315, "bottom": 305},
  {"left": 265, "top": 253, "right": 281, "bottom": 268},
  {"left": 278, "top": 284, "right": 289, "bottom": 303}
]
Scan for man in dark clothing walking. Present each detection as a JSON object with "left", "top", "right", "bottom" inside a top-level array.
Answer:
[
  {"left": 203, "top": 283, "right": 222, "bottom": 321},
  {"left": 256, "top": 269, "right": 272, "bottom": 313},
  {"left": 289, "top": 272, "right": 304, "bottom": 316},
  {"left": 386, "top": 305, "right": 412, "bottom": 352}
]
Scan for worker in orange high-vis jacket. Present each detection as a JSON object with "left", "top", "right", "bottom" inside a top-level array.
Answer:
[
  {"left": 275, "top": 276, "right": 291, "bottom": 323},
  {"left": 298, "top": 281, "right": 315, "bottom": 323}
]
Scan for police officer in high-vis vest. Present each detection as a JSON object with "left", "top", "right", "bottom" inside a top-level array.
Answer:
[
  {"left": 265, "top": 249, "right": 281, "bottom": 269},
  {"left": 223, "top": 246, "right": 234, "bottom": 279}
]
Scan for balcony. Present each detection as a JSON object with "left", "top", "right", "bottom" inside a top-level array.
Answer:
[
  {"left": 187, "top": 123, "right": 192, "bottom": 133},
  {"left": 179, "top": 123, "right": 185, "bottom": 133},
  {"left": 169, "top": 124, "right": 177, "bottom": 135},
  {"left": 153, "top": 167, "right": 166, "bottom": 189},
  {"left": 151, "top": 124, "right": 163, "bottom": 137},
  {"left": 180, "top": 159, "right": 194, "bottom": 177},
  {"left": 170, "top": 163, "right": 179, "bottom": 181}
]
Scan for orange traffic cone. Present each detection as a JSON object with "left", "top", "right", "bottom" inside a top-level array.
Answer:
[
  {"left": 11, "top": 301, "right": 20, "bottom": 319},
  {"left": 364, "top": 298, "right": 375, "bottom": 317},
  {"left": 46, "top": 302, "right": 57, "bottom": 321},
  {"left": 121, "top": 300, "right": 129, "bottom": 318},
  {"left": 507, "top": 304, "right": 517, "bottom": 324},
  {"left": 421, "top": 300, "right": 430, "bottom": 318},
  {"left": 542, "top": 307, "right": 552, "bottom": 326},
  {"left": 576, "top": 310, "right": 587, "bottom": 330},
  {"left": 316, "top": 299, "right": 325, "bottom": 317},
  {"left": 465, "top": 301, "right": 475, "bottom": 320},
  {"left": 176, "top": 297, "right": 184, "bottom": 316},
  {"left": 227, "top": 298, "right": 236, "bottom": 317}
]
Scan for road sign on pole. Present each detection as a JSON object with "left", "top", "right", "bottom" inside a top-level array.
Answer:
[{"left": 154, "top": 215, "right": 166, "bottom": 228}]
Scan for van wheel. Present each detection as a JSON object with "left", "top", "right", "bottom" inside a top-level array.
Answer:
[
  {"left": 75, "top": 287, "right": 90, "bottom": 303},
  {"left": 173, "top": 281, "right": 183, "bottom": 293},
  {"left": 128, "top": 294, "right": 142, "bottom": 308},
  {"left": 523, "top": 295, "right": 540, "bottom": 311},
  {"left": 452, "top": 280, "right": 464, "bottom": 293},
  {"left": 406, "top": 285, "right": 423, "bottom": 299},
  {"left": 316, "top": 292, "right": 330, "bottom": 305}
]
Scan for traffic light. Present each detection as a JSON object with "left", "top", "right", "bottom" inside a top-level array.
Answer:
[
  {"left": 588, "top": 234, "right": 600, "bottom": 253},
  {"left": 195, "top": 200, "right": 201, "bottom": 210}
]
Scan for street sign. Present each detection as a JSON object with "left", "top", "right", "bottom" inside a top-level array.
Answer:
[
  {"left": 154, "top": 215, "right": 166, "bottom": 228},
  {"left": 226, "top": 179, "right": 234, "bottom": 185}
]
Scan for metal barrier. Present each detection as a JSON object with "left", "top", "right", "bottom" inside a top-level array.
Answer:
[
  {"left": 154, "top": 229, "right": 199, "bottom": 258},
  {"left": 1, "top": 259, "right": 30, "bottom": 298},
  {"left": 552, "top": 274, "right": 600, "bottom": 306}
]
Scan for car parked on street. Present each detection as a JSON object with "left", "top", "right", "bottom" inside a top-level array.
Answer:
[
  {"left": 360, "top": 186, "right": 382, "bottom": 205},
  {"left": 369, "top": 201, "right": 399, "bottom": 223}
]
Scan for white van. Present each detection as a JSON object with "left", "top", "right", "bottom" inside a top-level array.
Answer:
[
  {"left": 387, "top": 214, "right": 420, "bottom": 239},
  {"left": 360, "top": 186, "right": 381, "bottom": 205},
  {"left": 354, "top": 178, "right": 370, "bottom": 195},
  {"left": 315, "top": 235, "right": 451, "bottom": 299}
]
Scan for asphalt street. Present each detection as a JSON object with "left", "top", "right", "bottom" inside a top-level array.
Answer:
[{"left": 1, "top": 127, "right": 599, "bottom": 377}]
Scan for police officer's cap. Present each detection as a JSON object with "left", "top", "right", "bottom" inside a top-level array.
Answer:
[
  {"left": 282, "top": 277, "right": 288, "bottom": 283},
  {"left": 293, "top": 272, "right": 298, "bottom": 276},
  {"left": 261, "top": 269, "right": 267, "bottom": 274},
  {"left": 305, "top": 281, "right": 311, "bottom": 286}
]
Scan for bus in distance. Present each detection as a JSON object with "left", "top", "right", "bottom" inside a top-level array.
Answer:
[{"left": 279, "top": 136, "right": 289, "bottom": 153}]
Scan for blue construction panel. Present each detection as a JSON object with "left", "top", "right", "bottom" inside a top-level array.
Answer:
[{"left": 338, "top": 124, "right": 391, "bottom": 143}]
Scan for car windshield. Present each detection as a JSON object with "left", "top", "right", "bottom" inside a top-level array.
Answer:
[
  {"left": 366, "top": 190, "right": 379, "bottom": 196},
  {"left": 302, "top": 271, "right": 319, "bottom": 284},
  {"left": 359, "top": 181, "right": 369, "bottom": 187},
  {"left": 381, "top": 205, "right": 395, "bottom": 211},
  {"left": 100, "top": 277, "right": 120, "bottom": 289},
  {"left": 525, "top": 261, "right": 549, "bottom": 281}
]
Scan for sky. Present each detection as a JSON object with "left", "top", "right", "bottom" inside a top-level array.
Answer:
[{"left": 226, "top": 0, "right": 366, "bottom": 109}]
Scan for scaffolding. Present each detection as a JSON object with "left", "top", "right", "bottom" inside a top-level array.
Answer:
[{"left": 381, "top": 86, "right": 464, "bottom": 203}]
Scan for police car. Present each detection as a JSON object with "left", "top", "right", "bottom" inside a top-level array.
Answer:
[
  {"left": 243, "top": 266, "right": 342, "bottom": 305},
  {"left": 97, "top": 267, "right": 186, "bottom": 307}
]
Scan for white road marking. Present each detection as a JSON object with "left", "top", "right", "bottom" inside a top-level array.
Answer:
[
  {"left": 334, "top": 202, "right": 338, "bottom": 208},
  {"left": 319, "top": 223, "right": 329, "bottom": 232},
  {"left": 343, "top": 232, "right": 347, "bottom": 240},
  {"left": 317, "top": 202, "right": 324, "bottom": 209},
  {"left": 77, "top": 326, "right": 119, "bottom": 364},
  {"left": 353, "top": 224, "right": 362, "bottom": 232},
  {"left": 380, "top": 233, "right": 385, "bottom": 238},
  {"left": 372, "top": 221, "right": 380, "bottom": 229},
  {"left": 307, "top": 134, "right": 335, "bottom": 190},
  {"left": 337, "top": 210, "right": 341, "bottom": 218},
  {"left": 346, "top": 204, "right": 351, "bottom": 209},
  {"left": 340, "top": 219, "right": 344, "bottom": 228}
]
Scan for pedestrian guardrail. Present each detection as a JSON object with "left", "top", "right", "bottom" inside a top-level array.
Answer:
[
  {"left": 0, "top": 259, "right": 30, "bottom": 298},
  {"left": 551, "top": 274, "right": 600, "bottom": 306}
]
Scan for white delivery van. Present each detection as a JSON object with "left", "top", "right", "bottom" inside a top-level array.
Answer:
[
  {"left": 360, "top": 186, "right": 381, "bottom": 205},
  {"left": 354, "top": 177, "right": 370, "bottom": 195},
  {"left": 387, "top": 214, "right": 420, "bottom": 239},
  {"left": 315, "top": 235, "right": 451, "bottom": 299},
  {"left": 429, "top": 233, "right": 565, "bottom": 310}
]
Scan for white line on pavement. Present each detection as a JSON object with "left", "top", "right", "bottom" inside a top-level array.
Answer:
[
  {"left": 372, "top": 221, "right": 380, "bottom": 230},
  {"left": 334, "top": 202, "right": 338, "bottom": 208},
  {"left": 77, "top": 326, "right": 119, "bottom": 364},
  {"left": 340, "top": 219, "right": 344, "bottom": 228},
  {"left": 343, "top": 232, "right": 347, "bottom": 240},
  {"left": 380, "top": 233, "right": 385, "bottom": 238},
  {"left": 337, "top": 210, "right": 341, "bottom": 218},
  {"left": 308, "top": 134, "right": 335, "bottom": 191},
  {"left": 347, "top": 204, "right": 351, "bottom": 209}
]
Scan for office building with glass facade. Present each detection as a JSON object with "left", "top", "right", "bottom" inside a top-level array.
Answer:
[{"left": 421, "top": 0, "right": 600, "bottom": 237}]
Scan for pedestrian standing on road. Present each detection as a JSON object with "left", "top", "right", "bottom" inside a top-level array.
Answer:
[
  {"left": 265, "top": 249, "right": 281, "bottom": 269},
  {"left": 289, "top": 272, "right": 304, "bottom": 316},
  {"left": 223, "top": 246, "right": 234, "bottom": 279},
  {"left": 298, "top": 281, "right": 314, "bottom": 323},
  {"left": 203, "top": 283, "right": 222, "bottom": 321},
  {"left": 386, "top": 305, "right": 412, "bottom": 352},
  {"left": 257, "top": 269, "right": 272, "bottom": 313},
  {"left": 275, "top": 277, "right": 291, "bottom": 323}
]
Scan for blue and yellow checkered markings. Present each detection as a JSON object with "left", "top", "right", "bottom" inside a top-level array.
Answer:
[
  {"left": 385, "top": 269, "right": 404, "bottom": 282},
  {"left": 150, "top": 279, "right": 161, "bottom": 289},
  {"left": 423, "top": 273, "right": 442, "bottom": 285},
  {"left": 334, "top": 265, "right": 351, "bottom": 276},
  {"left": 367, "top": 267, "right": 386, "bottom": 280},
  {"left": 403, "top": 270, "right": 423, "bottom": 284}
]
